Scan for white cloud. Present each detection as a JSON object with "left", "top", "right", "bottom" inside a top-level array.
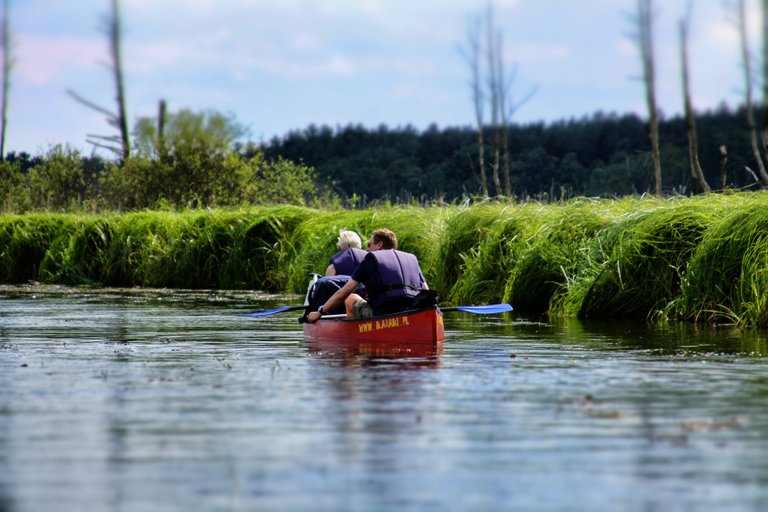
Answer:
[
  {"left": 16, "top": 34, "right": 108, "bottom": 86},
  {"left": 708, "top": 18, "right": 740, "bottom": 47}
]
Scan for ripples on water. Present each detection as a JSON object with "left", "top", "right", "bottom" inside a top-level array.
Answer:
[{"left": 1, "top": 285, "right": 767, "bottom": 511}]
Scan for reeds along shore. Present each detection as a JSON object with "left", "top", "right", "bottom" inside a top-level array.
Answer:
[{"left": 4, "top": 192, "right": 768, "bottom": 327}]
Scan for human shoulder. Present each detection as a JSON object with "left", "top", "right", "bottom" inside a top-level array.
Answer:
[{"left": 351, "top": 254, "right": 377, "bottom": 281}]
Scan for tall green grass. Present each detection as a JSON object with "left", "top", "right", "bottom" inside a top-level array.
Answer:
[
  {"left": 220, "top": 206, "right": 315, "bottom": 291},
  {"left": 431, "top": 202, "right": 506, "bottom": 297},
  {"left": 6, "top": 193, "right": 768, "bottom": 328},
  {"left": 40, "top": 216, "right": 115, "bottom": 284},
  {"left": 505, "top": 199, "right": 615, "bottom": 312},
  {"left": 670, "top": 194, "right": 768, "bottom": 326},
  {"left": 0, "top": 207, "right": 315, "bottom": 291},
  {"left": 553, "top": 196, "right": 722, "bottom": 319},
  {"left": 0, "top": 213, "right": 80, "bottom": 283},
  {"left": 447, "top": 204, "right": 530, "bottom": 305}
]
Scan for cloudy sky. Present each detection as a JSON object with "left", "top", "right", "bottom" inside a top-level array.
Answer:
[{"left": 8, "top": 0, "right": 762, "bottom": 156}]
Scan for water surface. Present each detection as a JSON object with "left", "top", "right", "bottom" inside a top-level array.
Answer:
[{"left": 1, "top": 285, "right": 767, "bottom": 511}]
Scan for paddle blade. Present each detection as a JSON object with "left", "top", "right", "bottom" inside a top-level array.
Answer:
[
  {"left": 241, "top": 305, "right": 306, "bottom": 317},
  {"left": 443, "top": 303, "right": 513, "bottom": 314}
]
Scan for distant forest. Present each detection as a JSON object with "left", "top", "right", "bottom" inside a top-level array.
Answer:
[
  {"left": 259, "top": 104, "right": 760, "bottom": 203},
  {"left": 3, "top": 104, "right": 764, "bottom": 211}
]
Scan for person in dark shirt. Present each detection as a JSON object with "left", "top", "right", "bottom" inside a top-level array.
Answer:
[{"left": 305, "top": 229, "right": 428, "bottom": 322}]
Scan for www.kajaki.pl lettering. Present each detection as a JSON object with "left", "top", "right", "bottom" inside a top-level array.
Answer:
[{"left": 358, "top": 316, "right": 411, "bottom": 333}]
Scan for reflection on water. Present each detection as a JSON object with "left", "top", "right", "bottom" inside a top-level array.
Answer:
[{"left": 1, "top": 285, "right": 767, "bottom": 511}]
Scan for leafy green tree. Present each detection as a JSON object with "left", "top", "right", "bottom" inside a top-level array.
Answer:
[
  {"left": 236, "top": 153, "right": 332, "bottom": 206},
  {"left": 132, "top": 108, "right": 246, "bottom": 207},
  {"left": 0, "top": 158, "right": 28, "bottom": 211},
  {"left": 27, "top": 146, "right": 86, "bottom": 210},
  {"left": 587, "top": 152, "right": 651, "bottom": 196},
  {"left": 511, "top": 147, "right": 559, "bottom": 197},
  {"left": 556, "top": 152, "right": 589, "bottom": 195},
  {"left": 92, "top": 109, "right": 335, "bottom": 210},
  {"left": 134, "top": 108, "right": 246, "bottom": 160},
  {"left": 97, "top": 157, "right": 165, "bottom": 210}
]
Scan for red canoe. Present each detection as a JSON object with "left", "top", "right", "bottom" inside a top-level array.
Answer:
[{"left": 303, "top": 307, "right": 445, "bottom": 357}]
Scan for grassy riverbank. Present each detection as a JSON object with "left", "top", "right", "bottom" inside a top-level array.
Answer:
[{"left": 3, "top": 192, "right": 768, "bottom": 327}]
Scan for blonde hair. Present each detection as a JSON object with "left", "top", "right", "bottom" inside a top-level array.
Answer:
[{"left": 337, "top": 229, "right": 362, "bottom": 250}]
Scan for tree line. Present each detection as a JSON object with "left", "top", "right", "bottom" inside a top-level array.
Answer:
[
  {"left": 0, "top": 103, "right": 764, "bottom": 212},
  {"left": 261, "top": 104, "right": 762, "bottom": 204}
]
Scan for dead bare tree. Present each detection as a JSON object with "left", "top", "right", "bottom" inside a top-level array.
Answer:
[
  {"left": 761, "top": 0, "right": 768, "bottom": 166},
  {"left": 0, "top": 0, "right": 12, "bottom": 161},
  {"left": 635, "top": 0, "right": 663, "bottom": 196},
  {"left": 679, "top": 3, "right": 710, "bottom": 193},
  {"left": 69, "top": 0, "right": 130, "bottom": 160},
  {"left": 486, "top": 4, "right": 503, "bottom": 197},
  {"left": 157, "top": 99, "right": 168, "bottom": 161},
  {"left": 719, "top": 145, "right": 729, "bottom": 189},
  {"left": 492, "top": 30, "right": 513, "bottom": 198},
  {"left": 736, "top": 0, "right": 768, "bottom": 185},
  {"left": 463, "top": 3, "right": 536, "bottom": 200},
  {"left": 495, "top": 40, "right": 537, "bottom": 199},
  {"left": 461, "top": 14, "right": 489, "bottom": 199},
  {"left": 110, "top": 0, "right": 130, "bottom": 159},
  {"left": 497, "top": 48, "right": 512, "bottom": 197}
]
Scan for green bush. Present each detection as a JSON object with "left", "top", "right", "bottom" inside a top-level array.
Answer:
[
  {"left": 27, "top": 146, "right": 86, "bottom": 211},
  {"left": 0, "top": 159, "right": 29, "bottom": 212}
]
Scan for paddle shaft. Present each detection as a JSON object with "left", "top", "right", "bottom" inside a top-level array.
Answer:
[
  {"left": 440, "top": 303, "right": 512, "bottom": 314},
  {"left": 241, "top": 304, "right": 306, "bottom": 317},
  {"left": 245, "top": 302, "right": 511, "bottom": 318}
]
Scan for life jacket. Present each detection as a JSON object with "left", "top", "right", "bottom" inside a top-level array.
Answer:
[
  {"left": 363, "top": 250, "right": 424, "bottom": 309},
  {"left": 331, "top": 247, "right": 367, "bottom": 275}
]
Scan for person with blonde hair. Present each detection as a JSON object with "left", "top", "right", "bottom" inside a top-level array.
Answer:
[{"left": 325, "top": 229, "right": 366, "bottom": 276}]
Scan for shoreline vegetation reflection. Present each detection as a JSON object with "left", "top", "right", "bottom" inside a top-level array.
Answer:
[{"left": 2, "top": 283, "right": 768, "bottom": 357}]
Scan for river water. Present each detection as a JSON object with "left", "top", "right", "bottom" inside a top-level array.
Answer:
[{"left": 0, "top": 285, "right": 767, "bottom": 511}]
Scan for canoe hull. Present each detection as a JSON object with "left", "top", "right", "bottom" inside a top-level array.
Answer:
[{"left": 303, "top": 307, "right": 444, "bottom": 357}]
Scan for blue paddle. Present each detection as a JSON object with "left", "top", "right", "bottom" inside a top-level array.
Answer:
[
  {"left": 241, "top": 305, "right": 306, "bottom": 317},
  {"left": 242, "top": 302, "right": 512, "bottom": 317},
  {"left": 440, "top": 303, "right": 513, "bottom": 314}
]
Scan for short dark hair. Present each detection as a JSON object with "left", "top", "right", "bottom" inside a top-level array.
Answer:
[{"left": 371, "top": 229, "right": 397, "bottom": 250}]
